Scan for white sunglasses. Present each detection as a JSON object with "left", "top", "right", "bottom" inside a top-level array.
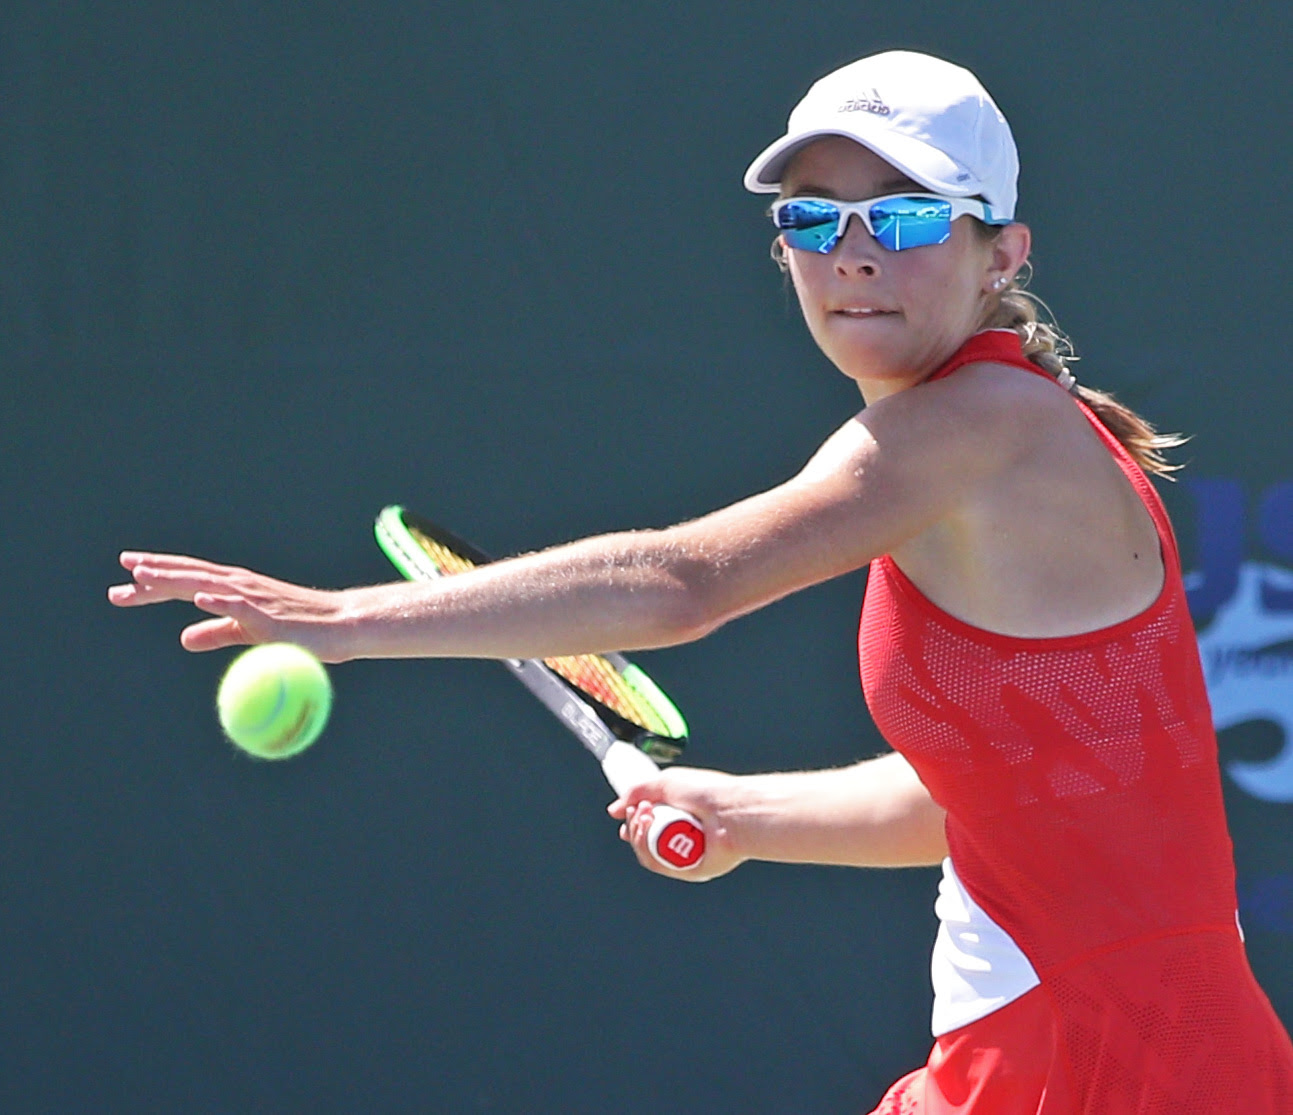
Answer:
[{"left": 771, "top": 193, "right": 1006, "bottom": 253}]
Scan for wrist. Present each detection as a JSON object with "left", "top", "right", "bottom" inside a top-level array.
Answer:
[
  {"left": 325, "top": 585, "right": 381, "bottom": 662},
  {"left": 704, "top": 773, "right": 777, "bottom": 865},
  {"left": 714, "top": 769, "right": 838, "bottom": 865}
]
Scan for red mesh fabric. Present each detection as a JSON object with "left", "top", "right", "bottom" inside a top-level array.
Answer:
[
  {"left": 857, "top": 331, "right": 1293, "bottom": 1111},
  {"left": 1045, "top": 931, "right": 1293, "bottom": 1112},
  {"left": 867, "top": 986, "right": 1071, "bottom": 1114},
  {"left": 866, "top": 937, "right": 1293, "bottom": 1114}
]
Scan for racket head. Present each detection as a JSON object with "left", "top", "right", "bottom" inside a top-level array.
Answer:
[{"left": 374, "top": 505, "right": 688, "bottom": 761}]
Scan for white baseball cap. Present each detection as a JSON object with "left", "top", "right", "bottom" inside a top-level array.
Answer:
[{"left": 743, "top": 50, "right": 1020, "bottom": 221}]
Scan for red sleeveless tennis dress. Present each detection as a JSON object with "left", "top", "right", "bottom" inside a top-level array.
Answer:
[{"left": 859, "top": 331, "right": 1293, "bottom": 1113}]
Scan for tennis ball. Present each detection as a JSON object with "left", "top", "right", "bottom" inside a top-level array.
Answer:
[{"left": 217, "top": 643, "right": 332, "bottom": 760}]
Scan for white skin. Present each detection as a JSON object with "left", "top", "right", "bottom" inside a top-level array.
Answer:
[{"left": 109, "top": 136, "right": 1164, "bottom": 881}]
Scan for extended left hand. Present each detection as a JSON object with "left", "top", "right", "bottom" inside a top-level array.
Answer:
[{"left": 108, "top": 551, "right": 354, "bottom": 660}]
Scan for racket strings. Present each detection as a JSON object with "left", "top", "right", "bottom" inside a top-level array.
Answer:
[{"left": 408, "top": 527, "right": 676, "bottom": 738}]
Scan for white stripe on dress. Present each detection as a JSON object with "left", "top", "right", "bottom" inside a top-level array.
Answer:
[{"left": 930, "top": 857, "right": 1041, "bottom": 1037}]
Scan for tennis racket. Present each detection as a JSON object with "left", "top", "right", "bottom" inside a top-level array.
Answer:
[{"left": 374, "top": 505, "right": 706, "bottom": 870}]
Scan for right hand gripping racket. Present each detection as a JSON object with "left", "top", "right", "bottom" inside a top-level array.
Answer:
[{"left": 374, "top": 506, "right": 706, "bottom": 870}]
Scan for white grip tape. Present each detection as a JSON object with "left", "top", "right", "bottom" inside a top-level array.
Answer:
[
  {"left": 601, "top": 741, "right": 705, "bottom": 870},
  {"left": 601, "top": 740, "right": 663, "bottom": 795}
]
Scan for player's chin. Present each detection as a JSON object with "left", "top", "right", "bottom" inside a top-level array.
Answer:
[{"left": 821, "top": 318, "right": 906, "bottom": 362}]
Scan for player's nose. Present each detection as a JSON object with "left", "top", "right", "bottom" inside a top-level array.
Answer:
[{"left": 834, "top": 215, "right": 882, "bottom": 278}]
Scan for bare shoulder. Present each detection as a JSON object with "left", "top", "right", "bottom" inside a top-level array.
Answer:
[
  {"left": 901, "top": 359, "right": 1078, "bottom": 439},
  {"left": 802, "top": 359, "right": 1072, "bottom": 489},
  {"left": 656, "top": 359, "right": 1135, "bottom": 629},
  {"left": 871, "top": 360, "right": 1166, "bottom": 638},
  {"left": 938, "top": 359, "right": 1129, "bottom": 478}
]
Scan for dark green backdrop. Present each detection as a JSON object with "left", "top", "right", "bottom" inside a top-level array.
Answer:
[{"left": 4, "top": 3, "right": 1290, "bottom": 1111}]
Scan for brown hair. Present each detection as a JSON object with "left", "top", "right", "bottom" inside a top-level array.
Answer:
[{"left": 981, "top": 268, "right": 1186, "bottom": 478}]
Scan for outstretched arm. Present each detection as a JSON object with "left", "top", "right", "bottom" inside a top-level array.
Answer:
[
  {"left": 609, "top": 751, "right": 948, "bottom": 882},
  {"left": 108, "top": 368, "right": 1028, "bottom": 661}
]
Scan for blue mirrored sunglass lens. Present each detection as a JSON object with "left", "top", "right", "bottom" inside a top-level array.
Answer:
[
  {"left": 869, "top": 198, "right": 953, "bottom": 251},
  {"left": 775, "top": 200, "right": 843, "bottom": 253}
]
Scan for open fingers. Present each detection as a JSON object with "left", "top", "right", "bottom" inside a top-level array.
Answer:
[
  {"left": 109, "top": 554, "right": 251, "bottom": 607},
  {"left": 119, "top": 551, "right": 232, "bottom": 573},
  {"left": 110, "top": 549, "right": 346, "bottom": 660},
  {"left": 108, "top": 567, "right": 208, "bottom": 606}
]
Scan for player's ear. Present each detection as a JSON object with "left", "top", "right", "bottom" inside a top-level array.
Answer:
[
  {"left": 770, "top": 235, "right": 789, "bottom": 273},
  {"left": 986, "top": 222, "right": 1030, "bottom": 290}
]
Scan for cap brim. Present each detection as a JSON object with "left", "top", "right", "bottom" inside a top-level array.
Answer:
[{"left": 743, "top": 126, "right": 979, "bottom": 198}]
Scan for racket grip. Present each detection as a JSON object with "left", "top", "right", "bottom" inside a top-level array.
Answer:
[
  {"left": 601, "top": 741, "right": 706, "bottom": 871},
  {"left": 644, "top": 804, "right": 706, "bottom": 871}
]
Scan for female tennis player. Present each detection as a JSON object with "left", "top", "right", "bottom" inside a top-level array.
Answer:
[{"left": 110, "top": 50, "right": 1292, "bottom": 1112}]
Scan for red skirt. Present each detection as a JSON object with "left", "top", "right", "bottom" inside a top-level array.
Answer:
[{"left": 868, "top": 930, "right": 1293, "bottom": 1114}]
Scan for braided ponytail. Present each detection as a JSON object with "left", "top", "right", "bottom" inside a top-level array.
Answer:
[{"left": 983, "top": 268, "right": 1186, "bottom": 479}]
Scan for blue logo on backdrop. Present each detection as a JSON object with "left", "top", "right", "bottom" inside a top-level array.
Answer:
[
  {"left": 1237, "top": 873, "right": 1293, "bottom": 936},
  {"left": 1184, "top": 479, "right": 1293, "bottom": 803}
]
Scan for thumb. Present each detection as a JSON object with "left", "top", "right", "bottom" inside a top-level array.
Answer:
[{"left": 181, "top": 610, "right": 252, "bottom": 652}]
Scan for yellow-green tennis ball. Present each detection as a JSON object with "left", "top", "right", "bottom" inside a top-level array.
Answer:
[{"left": 217, "top": 643, "right": 332, "bottom": 760}]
